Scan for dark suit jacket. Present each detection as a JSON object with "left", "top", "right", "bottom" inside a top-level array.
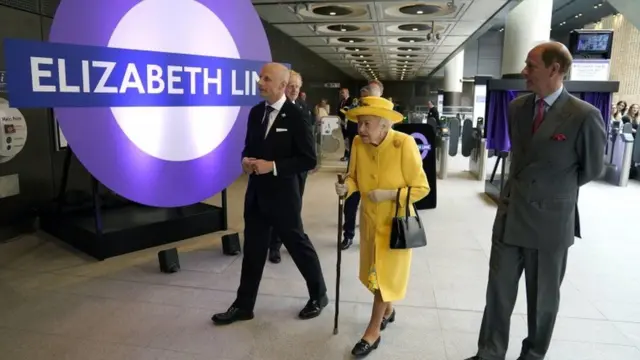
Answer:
[
  {"left": 294, "top": 99, "right": 314, "bottom": 128},
  {"left": 427, "top": 108, "right": 440, "bottom": 127},
  {"left": 494, "top": 89, "right": 606, "bottom": 252},
  {"left": 338, "top": 97, "right": 354, "bottom": 123},
  {"left": 242, "top": 100, "right": 317, "bottom": 215}
]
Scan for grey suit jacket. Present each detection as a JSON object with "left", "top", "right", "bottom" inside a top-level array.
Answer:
[{"left": 493, "top": 89, "right": 607, "bottom": 252}]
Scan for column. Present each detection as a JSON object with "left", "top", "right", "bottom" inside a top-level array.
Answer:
[
  {"left": 443, "top": 50, "right": 464, "bottom": 107},
  {"left": 608, "top": 0, "right": 640, "bottom": 32},
  {"left": 501, "top": 0, "right": 553, "bottom": 77}
]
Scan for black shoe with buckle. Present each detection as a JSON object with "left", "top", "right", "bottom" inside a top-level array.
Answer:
[
  {"left": 211, "top": 306, "right": 254, "bottom": 325},
  {"left": 341, "top": 237, "right": 353, "bottom": 250},
  {"left": 380, "top": 309, "right": 396, "bottom": 330},
  {"left": 351, "top": 337, "right": 381, "bottom": 358},
  {"left": 298, "top": 294, "right": 329, "bottom": 319}
]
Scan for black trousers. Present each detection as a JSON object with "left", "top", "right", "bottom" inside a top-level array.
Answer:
[
  {"left": 235, "top": 193, "right": 326, "bottom": 311},
  {"left": 343, "top": 122, "right": 358, "bottom": 157},
  {"left": 270, "top": 172, "right": 307, "bottom": 251},
  {"left": 343, "top": 191, "right": 360, "bottom": 240},
  {"left": 477, "top": 239, "right": 568, "bottom": 360},
  {"left": 342, "top": 124, "right": 350, "bottom": 157}
]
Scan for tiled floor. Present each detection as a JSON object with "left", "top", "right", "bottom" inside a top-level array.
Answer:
[{"left": 1, "top": 155, "right": 640, "bottom": 360}]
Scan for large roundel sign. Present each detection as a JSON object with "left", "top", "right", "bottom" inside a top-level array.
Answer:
[
  {"left": 3, "top": 0, "right": 271, "bottom": 207},
  {"left": 411, "top": 132, "right": 431, "bottom": 160}
]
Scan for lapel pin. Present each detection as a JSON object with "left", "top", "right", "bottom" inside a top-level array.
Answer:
[{"left": 281, "top": 113, "right": 286, "bottom": 118}]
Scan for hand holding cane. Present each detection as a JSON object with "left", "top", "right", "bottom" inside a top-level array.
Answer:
[{"left": 333, "top": 173, "right": 346, "bottom": 335}]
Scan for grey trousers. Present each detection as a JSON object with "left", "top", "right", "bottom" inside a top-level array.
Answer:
[{"left": 477, "top": 239, "right": 568, "bottom": 360}]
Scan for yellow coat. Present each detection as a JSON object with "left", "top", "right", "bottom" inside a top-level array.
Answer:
[{"left": 346, "top": 129, "right": 430, "bottom": 302}]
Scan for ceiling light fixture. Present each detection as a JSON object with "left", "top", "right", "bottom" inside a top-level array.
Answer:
[
  {"left": 412, "top": 28, "right": 418, "bottom": 31},
  {"left": 349, "top": 40, "right": 354, "bottom": 43},
  {"left": 329, "top": 12, "right": 336, "bottom": 16},
  {"left": 417, "top": 10, "right": 424, "bottom": 14}
]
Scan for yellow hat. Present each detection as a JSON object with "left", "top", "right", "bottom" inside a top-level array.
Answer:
[{"left": 345, "top": 96, "right": 403, "bottom": 123}]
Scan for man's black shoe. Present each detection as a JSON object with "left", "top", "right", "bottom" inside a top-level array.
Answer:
[
  {"left": 268, "top": 249, "right": 281, "bottom": 264},
  {"left": 298, "top": 294, "right": 329, "bottom": 319},
  {"left": 211, "top": 306, "right": 254, "bottom": 325}
]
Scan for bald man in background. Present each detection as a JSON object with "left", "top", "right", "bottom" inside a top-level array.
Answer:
[
  {"left": 269, "top": 70, "right": 314, "bottom": 264},
  {"left": 213, "top": 63, "right": 328, "bottom": 325},
  {"left": 467, "top": 42, "right": 606, "bottom": 360}
]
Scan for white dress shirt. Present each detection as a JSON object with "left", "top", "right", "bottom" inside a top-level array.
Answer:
[
  {"left": 263, "top": 94, "right": 287, "bottom": 175},
  {"left": 534, "top": 86, "right": 564, "bottom": 118},
  {"left": 264, "top": 94, "right": 287, "bottom": 138}
]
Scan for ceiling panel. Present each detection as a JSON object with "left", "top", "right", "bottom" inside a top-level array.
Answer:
[{"left": 253, "top": 0, "right": 514, "bottom": 81}]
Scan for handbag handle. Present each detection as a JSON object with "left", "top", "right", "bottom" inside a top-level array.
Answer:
[
  {"left": 394, "top": 187, "right": 413, "bottom": 218},
  {"left": 394, "top": 187, "right": 424, "bottom": 226}
]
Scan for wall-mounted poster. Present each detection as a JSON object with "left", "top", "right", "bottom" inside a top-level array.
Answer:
[{"left": 0, "top": 98, "right": 28, "bottom": 164}]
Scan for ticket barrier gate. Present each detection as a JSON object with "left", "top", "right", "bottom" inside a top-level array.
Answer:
[
  {"left": 316, "top": 116, "right": 342, "bottom": 168},
  {"left": 437, "top": 128, "right": 450, "bottom": 179},
  {"left": 468, "top": 125, "right": 488, "bottom": 181},
  {"left": 605, "top": 132, "right": 635, "bottom": 187}
]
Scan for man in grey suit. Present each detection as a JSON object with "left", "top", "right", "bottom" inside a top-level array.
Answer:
[{"left": 467, "top": 42, "right": 606, "bottom": 360}]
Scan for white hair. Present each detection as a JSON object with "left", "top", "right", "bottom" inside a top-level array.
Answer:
[
  {"left": 358, "top": 115, "right": 391, "bottom": 128},
  {"left": 368, "top": 86, "right": 382, "bottom": 97}
]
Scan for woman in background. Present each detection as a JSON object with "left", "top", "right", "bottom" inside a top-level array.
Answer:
[
  {"left": 622, "top": 103, "right": 639, "bottom": 137},
  {"left": 613, "top": 100, "right": 628, "bottom": 121},
  {"left": 314, "top": 99, "right": 330, "bottom": 123}
]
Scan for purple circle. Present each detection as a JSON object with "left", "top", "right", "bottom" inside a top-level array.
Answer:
[
  {"left": 49, "top": 0, "right": 271, "bottom": 207},
  {"left": 411, "top": 132, "right": 431, "bottom": 159}
]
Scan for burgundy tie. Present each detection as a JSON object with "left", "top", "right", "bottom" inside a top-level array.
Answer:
[{"left": 532, "top": 99, "right": 545, "bottom": 134}]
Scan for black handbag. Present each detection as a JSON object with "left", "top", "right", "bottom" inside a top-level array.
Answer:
[{"left": 390, "top": 187, "right": 427, "bottom": 249}]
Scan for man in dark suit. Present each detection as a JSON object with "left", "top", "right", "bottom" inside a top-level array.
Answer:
[
  {"left": 338, "top": 87, "right": 355, "bottom": 161},
  {"left": 467, "top": 42, "right": 606, "bottom": 360},
  {"left": 426, "top": 100, "right": 441, "bottom": 127},
  {"left": 212, "top": 63, "right": 328, "bottom": 325},
  {"left": 268, "top": 70, "right": 313, "bottom": 264}
]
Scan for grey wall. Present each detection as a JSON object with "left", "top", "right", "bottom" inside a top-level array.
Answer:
[
  {"left": 0, "top": 4, "right": 62, "bottom": 237},
  {"left": 0, "top": 2, "right": 356, "bottom": 238},
  {"left": 463, "top": 30, "right": 504, "bottom": 78}
]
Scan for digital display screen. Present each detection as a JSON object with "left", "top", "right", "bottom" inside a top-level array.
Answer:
[{"left": 576, "top": 33, "right": 611, "bottom": 52}]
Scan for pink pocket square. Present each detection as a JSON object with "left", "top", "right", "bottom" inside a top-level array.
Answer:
[{"left": 551, "top": 134, "right": 566, "bottom": 141}]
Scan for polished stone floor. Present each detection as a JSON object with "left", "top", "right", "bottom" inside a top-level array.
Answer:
[{"left": 1, "top": 156, "right": 640, "bottom": 360}]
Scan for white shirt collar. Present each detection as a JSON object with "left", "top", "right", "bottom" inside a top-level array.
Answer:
[
  {"left": 267, "top": 94, "right": 287, "bottom": 111},
  {"left": 536, "top": 86, "right": 564, "bottom": 107}
]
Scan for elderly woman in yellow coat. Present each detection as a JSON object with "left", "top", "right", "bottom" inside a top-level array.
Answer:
[{"left": 335, "top": 97, "right": 430, "bottom": 358}]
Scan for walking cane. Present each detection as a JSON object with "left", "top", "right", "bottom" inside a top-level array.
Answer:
[{"left": 333, "top": 173, "right": 346, "bottom": 335}]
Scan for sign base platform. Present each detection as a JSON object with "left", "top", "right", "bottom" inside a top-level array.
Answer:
[
  {"left": 40, "top": 202, "right": 225, "bottom": 261},
  {"left": 38, "top": 147, "right": 228, "bottom": 261}
]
